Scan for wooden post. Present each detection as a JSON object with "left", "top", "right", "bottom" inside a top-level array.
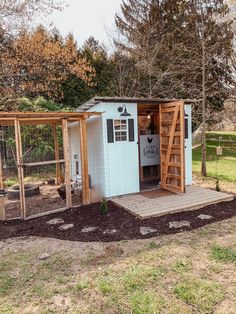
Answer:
[
  {"left": 79, "top": 118, "right": 90, "bottom": 205},
  {"left": 180, "top": 101, "right": 185, "bottom": 193},
  {"left": 14, "top": 119, "right": 26, "bottom": 219},
  {"left": 52, "top": 124, "right": 60, "bottom": 185},
  {"left": 0, "top": 153, "right": 6, "bottom": 221},
  {"left": 62, "top": 119, "right": 72, "bottom": 208}
]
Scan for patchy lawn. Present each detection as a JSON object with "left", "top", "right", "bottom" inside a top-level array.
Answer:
[
  {"left": 0, "top": 215, "right": 236, "bottom": 313},
  {"left": 193, "top": 131, "right": 236, "bottom": 193}
]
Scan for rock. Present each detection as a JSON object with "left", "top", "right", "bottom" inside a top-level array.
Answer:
[
  {"left": 197, "top": 214, "right": 213, "bottom": 220},
  {"left": 58, "top": 224, "right": 74, "bottom": 231},
  {"left": 140, "top": 226, "right": 157, "bottom": 236},
  {"left": 169, "top": 221, "right": 190, "bottom": 229},
  {"left": 103, "top": 229, "right": 117, "bottom": 235},
  {"left": 47, "top": 178, "right": 55, "bottom": 185},
  {"left": 81, "top": 226, "right": 98, "bottom": 233},
  {"left": 46, "top": 218, "right": 64, "bottom": 225},
  {"left": 37, "top": 253, "right": 50, "bottom": 260}
]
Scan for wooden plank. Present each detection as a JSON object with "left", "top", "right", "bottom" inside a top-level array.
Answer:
[
  {"left": 159, "top": 102, "right": 163, "bottom": 185},
  {"left": 14, "top": 119, "right": 26, "bottom": 219},
  {"left": 111, "top": 187, "right": 234, "bottom": 219},
  {"left": 22, "top": 159, "right": 65, "bottom": 167},
  {"left": 161, "top": 131, "right": 181, "bottom": 137},
  {"left": 0, "top": 153, "right": 6, "bottom": 221},
  {"left": 79, "top": 118, "right": 90, "bottom": 205},
  {"left": 52, "top": 125, "right": 61, "bottom": 185},
  {"left": 162, "top": 104, "right": 179, "bottom": 188},
  {"left": 179, "top": 101, "right": 185, "bottom": 192},
  {"left": 62, "top": 119, "right": 72, "bottom": 208},
  {"left": 166, "top": 174, "right": 181, "bottom": 179},
  {"left": 161, "top": 120, "right": 180, "bottom": 125}
]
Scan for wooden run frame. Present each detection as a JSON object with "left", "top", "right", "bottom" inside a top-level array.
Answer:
[{"left": 0, "top": 111, "right": 101, "bottom": 220}]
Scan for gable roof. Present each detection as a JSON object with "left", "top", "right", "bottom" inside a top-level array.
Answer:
[{"left": 76, "top": 96, "right": 198, "bottom": 112}]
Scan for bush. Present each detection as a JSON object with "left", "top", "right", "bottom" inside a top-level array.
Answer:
[{"left": 100, "top": 199, "right": 109, "bottom": 215}]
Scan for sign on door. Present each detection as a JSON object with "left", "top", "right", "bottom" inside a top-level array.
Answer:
[{"left": 140, "top": 135, "right": 160, "bottom": 166}]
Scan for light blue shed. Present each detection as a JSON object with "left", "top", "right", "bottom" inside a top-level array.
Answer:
[{"left": 69, "top": 97, "right": 193, "bottom": 203}]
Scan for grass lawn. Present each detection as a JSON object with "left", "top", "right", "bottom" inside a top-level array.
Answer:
[
  {"left": 0, "top": 216, "right": 236, "bottom": 313},
  {"left": 193, "top": 131, "right": 236, "bottom": 185}
]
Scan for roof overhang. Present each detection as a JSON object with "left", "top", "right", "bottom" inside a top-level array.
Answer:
[
  {"left": 77, "top": 96, "right": 199, "bottom": 112},
  {"left": 0, "top": 111, "right": 102, "bottom": 126}
]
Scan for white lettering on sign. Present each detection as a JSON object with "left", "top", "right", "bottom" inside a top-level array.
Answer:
[{"left": 140, "top": 135, "right": 160, "bottom": 166}]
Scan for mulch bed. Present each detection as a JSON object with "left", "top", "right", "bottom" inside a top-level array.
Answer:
[{"left": 0, "top": 198, "right": 236, "bottom": 242}]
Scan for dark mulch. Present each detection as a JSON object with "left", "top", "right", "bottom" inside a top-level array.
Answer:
[{"left": 0, "top": 198, "right": 236, "bottom": 242}]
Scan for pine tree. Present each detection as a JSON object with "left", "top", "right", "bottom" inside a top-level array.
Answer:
[{"left": 115, "top": 0, "right": 235, "bottom": 176}]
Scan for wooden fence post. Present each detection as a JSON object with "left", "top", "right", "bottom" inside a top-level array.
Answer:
[
  {"left": 62, "top": 119, "right": 72, "bottom": 208},
  {"left": 52, "top": 124, "right": 60, "bottom": 185},
  {"left": 14, "top": 119, "right": 26, "bottom": 219},
  {"left": 0, "top": 153, "right": 6, "bottom": 221},
  {"left": 79, "top": 118, "right": 90, "bottom": 205}
]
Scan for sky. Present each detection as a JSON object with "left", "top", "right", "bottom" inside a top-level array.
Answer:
[{"left": 49, "top": 0, "right": 122, "bottom": 49}]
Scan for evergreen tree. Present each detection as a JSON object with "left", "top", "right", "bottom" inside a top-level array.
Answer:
[
  {"left": 115, "top": 0, "right": 235, "bottom": 120},
  {"left": 62, "top": 37, "right": 114, "bottom": 108}
]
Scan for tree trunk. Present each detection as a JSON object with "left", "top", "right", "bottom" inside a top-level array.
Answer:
[{"left": 201, "top": 27, "right": 207, "bottom": 177}]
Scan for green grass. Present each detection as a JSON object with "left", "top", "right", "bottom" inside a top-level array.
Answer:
[
  {"left": 210, "top": 246, "right": 236, "bottom": 263},
  {"left": 5, "top": 177, "right": 18, "bottom": 187},
  {"left": 193, "top": 132, "right": 236, "bottom": 183},
  {"left": 174, "top": 278, "right": 224, "bottom": 313},
  {"left": 1, "top": 220, "right": 236, "bottom": 313}
]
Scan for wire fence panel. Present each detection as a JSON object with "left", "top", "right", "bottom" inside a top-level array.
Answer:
[
  {"left": 0, "top": 126, "right": 21, "bottom": 219},
  {"left": 0, "top": 123, "right": 83, "bottom": 220}
]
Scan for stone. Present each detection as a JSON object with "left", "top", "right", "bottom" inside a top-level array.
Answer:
[
  {"left": 58, "top": 224, "right": 74, "bottom": 231},
  {"left": 37, "top": 253, "right": 50, "bottom": 260},
  {"left": 140, "top": 226, "right": 157, "bottom": 236},
  {"left": 169, "top": 221, "right": 190, "bottom": 229},
  {"left": 103, "top": 229, "right": 117, "bottom": 235},
  {"left": 46, "top": 218, "right": 64, "bottom": 225},
  {"left": 47, "top": 178, "right": 55, "bottom": 185},
  {"left": 81, "top": 226, "right": 98, "bottom": 233},
  {"left": 197, "top": 214, "right": 213, "bottom": 220}
]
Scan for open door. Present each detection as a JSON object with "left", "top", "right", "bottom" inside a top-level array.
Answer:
[{"left": 160, "top": 101, "right": 185, "bottom": 193}]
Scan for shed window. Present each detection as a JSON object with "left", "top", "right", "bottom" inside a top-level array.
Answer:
[{"left": 114, "top": 119, "right": 128, "bottom": 142}]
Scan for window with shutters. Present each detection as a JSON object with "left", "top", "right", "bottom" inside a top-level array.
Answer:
[{"left": 114, "top": 119, "right": 128, "bottom": 142}]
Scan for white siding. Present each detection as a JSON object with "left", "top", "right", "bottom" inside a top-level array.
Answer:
[
  {"left": 184, "top": 104, "right": 192, "bottom": 185},
  {"left": 69, "top": 103, "right": 107, "bottom": 203},
  {"left": 69, "top": 124, "right": 81, "bottom": 181}
]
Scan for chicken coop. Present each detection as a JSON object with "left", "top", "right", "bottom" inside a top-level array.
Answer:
[{"left": 0, "top": 111, "right": 100, "bottom": 220}]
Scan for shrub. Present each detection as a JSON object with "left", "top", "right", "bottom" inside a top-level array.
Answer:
[{"left": 100, "top": 198, "right": 109, "bottom": 215}]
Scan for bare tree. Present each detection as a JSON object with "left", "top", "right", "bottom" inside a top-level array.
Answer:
[{"left": 0, "top": 0, "right": 65, "bottom": 35}]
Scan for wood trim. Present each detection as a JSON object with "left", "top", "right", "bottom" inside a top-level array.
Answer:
[
  {"left": 159, "top": 105, "right": 163, "bottom": 185},
  {"left": 62, "top": 119, "right": 72, "bottom": 208},
  {"left": 79, "top": 118, "right": 90, "bottom": 205},
  {"left": 52, "top": 125, "right": 60, "bottom": 185},
  {"left": 179, "top": 101, "right": 185, "bottom": 192},
  {"left": 0, "top": 153, "right": 6, "bottom": 221},
  {"left": 14, "top": 119, "right": 26, "bottom": 219}
]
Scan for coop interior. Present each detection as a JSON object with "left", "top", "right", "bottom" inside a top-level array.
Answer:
[
  {"left": 0, "top": 122, "right": 82, "bottom": 220},
  {"left": 138, "top": 103, "right": 161, "bottom": 190},
  {"left": 138, "top": 101, "right": 184, "bottom": 193}
]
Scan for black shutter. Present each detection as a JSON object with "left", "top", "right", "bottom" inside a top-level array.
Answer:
[
  {"left": 107, "top": 119, "right": 114, "bottom": 143},
  {"left": 128, "top": 119, "right": 135, "bottom": 142}
]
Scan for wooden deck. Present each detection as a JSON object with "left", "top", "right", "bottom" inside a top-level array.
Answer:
[{"left": 111, "top": 186, "right": 234, "bottom": 219}]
